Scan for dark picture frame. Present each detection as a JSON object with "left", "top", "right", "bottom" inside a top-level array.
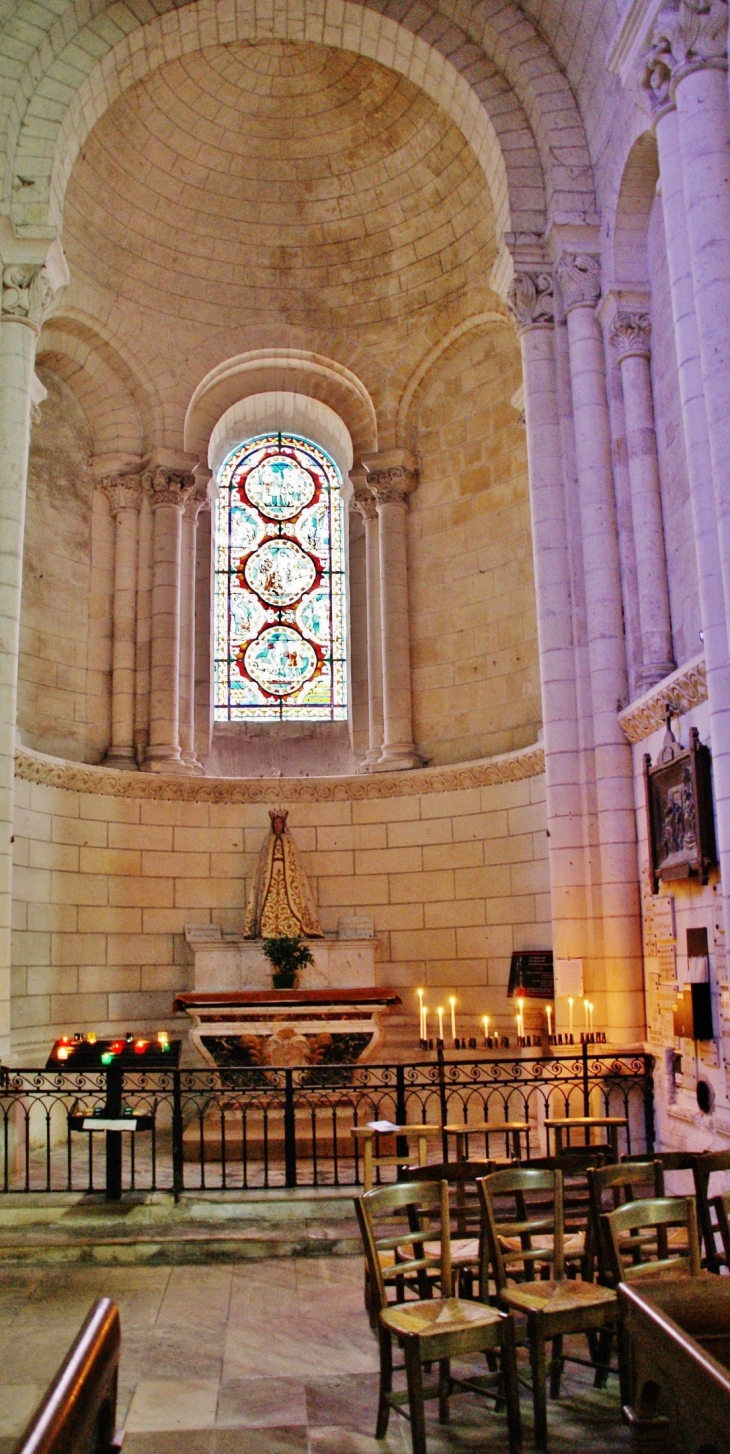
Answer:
[{"left": 644, "top": 722, "right": 716, "bottom": 893}]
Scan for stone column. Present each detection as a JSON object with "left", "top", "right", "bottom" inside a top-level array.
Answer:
[
  {"left": 134, "top": 481, "right": 153, "bottom": 764},
  {"left": 0, "top": 250, "right": 65, "bottom": 1055},
  {"left": 351, "top": 475, "right": 384, "bottom": 768},
  {"left": 506, "top": 269, "right": 589, "bottom": 966},
  {"left": 641, "top": 52, "right": 730, "bottom": 937},
  {"left": 609, "top": 310, "right": 675, "bottom": 688},
  {"left": 362, "top": 450, "right": 422, "bottom": 771},
  {"left": 555, "top": 249, "right": 645, "bottom": 1041},
  {"left": 100, "top": 473, "right": 143, "bottom": 768},
  {"left": 179, "top": 485, "right": 209, "bottom": 775},
  {"left": 142, "top": 466, "right": 194, "bottom": 773}
]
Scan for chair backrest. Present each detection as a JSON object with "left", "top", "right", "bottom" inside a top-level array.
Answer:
[
  {"left": 603, "top": 1195, "right": 701, "bottom": 1285},
  {"left": 693, "top": 1151, "right": 730, "bottom": 1270},
  {"left": 403, "top": 1159, "right": 492, "bottom": 1239},
  {"left": 709, "top": 1190, "right": 730, "bottom": 1272},
  {"left": 478, "top": 1166, "right": 564, "bottom": 1297},
  {"left": 15, "top": 1298, "right": 120, "bottom": 1454},
  {"left": 355, "top": 1179, "right": 452, "bottom": 1315},
  {"left": 588, "top": 1161, "right": 662, "bottom": 1282}
]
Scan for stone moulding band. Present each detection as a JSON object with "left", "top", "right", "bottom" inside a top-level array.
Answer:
[
  {"left": 618, "top": 654, "right": 708, "bottom": 744},
  {"left": 14, "top": 742, "right": 545, "bottom": 802}
]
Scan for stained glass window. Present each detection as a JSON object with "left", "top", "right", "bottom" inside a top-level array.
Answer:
[{"left": 214, "top": 432, "right": 348, "bottom": 720}]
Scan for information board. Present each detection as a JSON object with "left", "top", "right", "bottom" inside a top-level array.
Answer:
[{"left": 508, "top": 951, "right": 554, "bottom": 999}]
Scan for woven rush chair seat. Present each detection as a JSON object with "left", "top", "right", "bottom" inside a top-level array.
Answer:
[{"left": 356, "top": 1178, "right": 522, "bottom": 1454}]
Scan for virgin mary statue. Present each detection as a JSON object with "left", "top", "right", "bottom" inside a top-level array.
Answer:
[{"left": 243, "top": 809, "right": 324, "bottom": 939}]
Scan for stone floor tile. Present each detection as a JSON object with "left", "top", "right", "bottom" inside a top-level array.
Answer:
[
  {"left": 120, "top": 1323, "right": 226, "bottom": 1381},
  {"left": 307, "top": 1427, "right": 407, "bottom": 1453},
  {"left": 222, "top": 1318, "right": 379, "bottom": 1381},
  {"left": 0, "top": 1385, "right": 45, "bottom": 1438},
  {"left": 216, "top": 1377, "right": 308, "bottom": 1427},
  {"left": 122, "top": 1432, "right": 214, "bottom": 1454},
  {"left": 157, "top": 1266, "right": 233, "bottom": 1327},
  {"left": 125, "top": 1379, "right": 220, "bottom": 1432},
  {"left": 305, "top": 1373, "right": 381, "bottom": 1430},
  {"left": 214, "top": 1427, "right": 308, "bottom": 1453}
]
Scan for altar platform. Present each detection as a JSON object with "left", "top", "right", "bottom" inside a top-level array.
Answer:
[{"left": 173, "top": 988, "right": 401, "bottom": 1069}]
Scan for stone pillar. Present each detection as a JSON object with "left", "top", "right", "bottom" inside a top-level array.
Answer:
[
  {"left": 351, "top": 475, "right": 384, "bottom": 768},
  {"left": 0, "top": 249, "right": 65, "bottom": 1056},
  {"left": 179, "top": 485, "right": 209, "bottom": 775},
  {"left": 641, "top": 53, "right": 730, "bottom": 934},
  {"left": 142, "top": 466, "right": 194, "bottom": 773},
  {"left": 555, "top": 249, "right": 645, "bottom": 1041},
  {"left": 362, "top": 449, "right": 422, "bottom": 771},
  {"left": 608, "top": 310, "right": 675, "bottom": 688},
  {"left": 100, "top": 473, "right": 143, "bottom": 768},
  {"left": 506, "top": 269, "right": 589, "bottom": 966},
  {"left": 134, "top": 482, "right": 153, "bottom": 764}
]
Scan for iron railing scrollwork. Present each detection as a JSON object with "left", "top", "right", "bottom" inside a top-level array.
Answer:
[{"left": 0, "top": 1045, "right": 654, "bottom": 1199}]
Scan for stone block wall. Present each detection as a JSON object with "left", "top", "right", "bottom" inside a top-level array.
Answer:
[{"left": 10, "top": 747, "right": 549, "bottom": 1062}]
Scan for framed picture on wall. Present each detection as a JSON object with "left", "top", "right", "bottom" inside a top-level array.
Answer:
[{"left": 644, "top": 720, "right": 716, "bottom": 893}]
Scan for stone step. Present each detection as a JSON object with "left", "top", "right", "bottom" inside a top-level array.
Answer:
[{"left": 0, "top": 1188, "right": 362, "bottom": 1265}]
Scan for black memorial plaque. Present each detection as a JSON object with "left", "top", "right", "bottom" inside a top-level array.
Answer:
[{"left": 508, "top": 951, "right": 554, "bottom": 999}]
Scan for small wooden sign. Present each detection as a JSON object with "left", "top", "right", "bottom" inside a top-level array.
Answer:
[{"left": 508, "top": 951, "right": 554, "bottom": 999}]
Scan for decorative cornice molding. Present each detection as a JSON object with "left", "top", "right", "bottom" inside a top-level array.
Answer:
[
  {"left": 100, "top": 473, "right": 143, "bottom": 515},
  {"left": 506, "top": 271, "right": 555, "bottom": 333},
  {"left": 609, "top": 310, "right": 652, "bottom": 360},
  {"left": 555, "top": 252, "right": 602, "bottom": 311},
  {"left": 618, "top": 654, "right": 707, "bottom": 742},
  {"left": 14, "top": 741, "right": 545, "bottom": 803}
]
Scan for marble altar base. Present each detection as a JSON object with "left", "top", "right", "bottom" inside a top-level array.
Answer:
[
  {"left": 172, "top": 988, "right": 400, "bottom": 1070},
  {"left": 184, "top": 926, "right": 376, "bottom": 994}
]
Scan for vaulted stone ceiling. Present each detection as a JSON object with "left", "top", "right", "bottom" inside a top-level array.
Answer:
[{"left": 63, "top": 40, "right": 496, "bottom": 338}]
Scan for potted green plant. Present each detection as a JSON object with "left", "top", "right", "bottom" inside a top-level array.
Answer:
[{"left": 262, "top": 935, "right": 315, "bottom": 989}]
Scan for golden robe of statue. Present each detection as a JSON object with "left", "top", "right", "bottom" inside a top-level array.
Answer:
[{"left": 243, "top": 809, "right": 324, "bottom": 939}]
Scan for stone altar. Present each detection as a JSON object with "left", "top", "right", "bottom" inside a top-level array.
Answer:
[{"left": 184, "top": 923, "right": 377, "bottom": 993}]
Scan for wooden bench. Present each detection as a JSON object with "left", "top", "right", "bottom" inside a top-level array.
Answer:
[{"left": 15, "top": 1297, "right": 122, "bottom": 1454}]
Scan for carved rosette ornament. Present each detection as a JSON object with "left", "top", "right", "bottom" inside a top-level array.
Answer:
[
  {"left": 144, "top": 466, "right": 195, "bottom": 511},
  {"left": 506, "top": 271, "right": 555, "bottom": 333},
  {"left": 555, "top": 252, "right": 602, "bottom": 312},
  {"left": 609, "top": 311, "right": 652, "bottom": 361},
  {"left": 367, "top": 466, "right": 419, "bottom": 508},
  {"left": 1, "top": 263, "right": 57, "bottom": 332},
  {"left": 100, "top": 473, "right": 143, "bottom": 516}
]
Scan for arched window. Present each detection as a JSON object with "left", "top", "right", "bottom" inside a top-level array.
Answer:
[{"left": 214, "top": 432, "right": 347, "bottom": 720}]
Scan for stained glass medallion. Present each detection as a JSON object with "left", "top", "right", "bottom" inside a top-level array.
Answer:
[{"left": 214, "top": 433, "right": 347, "bottom": 720}]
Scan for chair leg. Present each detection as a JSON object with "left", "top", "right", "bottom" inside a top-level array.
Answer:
[
  {"left": 549, "top": 1335, "right": 564, "bottom": 1399},
  {"left": 438, "top": 1358, "right": 450, "bottom": 1423},
  {"left": 502, "top": 1318, "right": 523, "bottom": 1454},
  {"left": 593, "top": 1328, "right": 613, "bottom": 1389},
  {"left": 376, "top": 1325, "right": 393, "bottom": 1440},
  {"left": 530, "top": 1322, "right": 548, "bottom": 1451},
  {"left": 403, "top": 1335, "right": 428, "bottom": 1454}
]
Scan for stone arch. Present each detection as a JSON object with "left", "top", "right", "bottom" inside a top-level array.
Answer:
[
  {"left": 37, "top": 312, "right": 163, "bottom": 460},
  {"left": 2, "top": 0, "right": 592, "bottom": 247},
  {"left": 395, "top": 309, "right": 512, "bottom": 448},
  {"left": 605, "top": 129, "right": 660, "bottom": 292},
  {"left": 185, "top": 350, "right": 378, "bottom": 467},
  {"left": 208, "top": 393, "right": 355, "bottom": 482}
]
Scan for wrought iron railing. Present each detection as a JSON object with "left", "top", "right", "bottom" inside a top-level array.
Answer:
[{"left": 0, "top": 1045, "right": 654, "bottom": 1199}]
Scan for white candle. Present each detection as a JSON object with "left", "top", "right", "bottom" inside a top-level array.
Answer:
[
  {"left": 518, "top": 997, "right": 524, "bottom": 1039},
  {"left": 568, "top": 997, "right": 574, "bottom": 1035},
  {"left": 449, "top": 996, "right": 457, "bottom": 1042},
  {"left": 546, "top": 1005, "right": 552, "bottom": 1036},
  {"left": 516, "top": 1013, "right": 521, "bottom": 1040},
  {"left": 417, "top": 987, "right": 424, "bottom": 1039},
  {"left": 483, "top": 1015, "right": 489, "bottom": 1041},
  {"left": 423, "top": 1008, "right": 428, "bottom": 1041},
  {"left": 589, "top": 1002, "right": 594, "bottom": 1034},
  {"left": 583, "top": 998, "right": 589, "bottom": 1031},
  {"left": 437, "top": 1006, "right": 444, "bottom": 1040}
]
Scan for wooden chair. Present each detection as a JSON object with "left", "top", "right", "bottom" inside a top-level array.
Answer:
[
  {"left": 15, "top": 1298, "right": 122, "bottom": 1454},
  {"left": 587, "top": 1161, "right": 663, "bottom": 1285},
  {"left": 527, "top": 1146, "right": 615, "bottom": 1281},
  {"left": 602, "top": 1195, "right": 702, "bottom": 1287},
  {"left": 693, "top": 1150, "right": 730, "bottom": 1272},
  {"left": 355, "top": 1179, "right": 522, "bottom": 1454},
  {"left": 403, "top": 1160, "right": 495, "bottom": 1297},
  {"left": 705, "top": 1189, "right": 730, "bottom": 1276},
  {"left": 478, "top": 1167, "right": 616, "bottom": 1449}
]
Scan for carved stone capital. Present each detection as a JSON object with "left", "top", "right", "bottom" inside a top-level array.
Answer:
[
  {"left": 183, "top": 485, "right": 210, "bottom": 521},
  {"left": 555, "top": 252, "right": 602, "bottom": 311},
  {"left": 100, "top": 473, "right": 144, "bottom": 515},
  {"left": 638, "top": 30, "right": 677, "bottom": 116},
  {"left": 144, "top": 466, "right": 195, "bottom": 511},
  {"left": 506, "top": 271, "right": 555, "bottom": 332},
  {"left": 609, "top": 310, "right": 652, "bottom": 360},
  {"left": 663, "top": 0, "right": 728, "bottom": 80},
  {"left": 351, "top": 486, "right": 377, "bottom": 523},
  {"left": 362, "top": 450, "right": 419, "bottom": 507},
  {"left": 2, "top": 263, "right": 58, "bottom": 331}
]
